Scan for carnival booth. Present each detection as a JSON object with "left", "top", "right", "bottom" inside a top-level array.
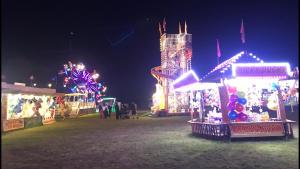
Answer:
[
  {"left": 1, "top": 82, "right": 57, "bottom": 132},
  {"left": 278, "top": 68, "right": 299, "bottom": 119},
  {"left": 63, "top": 93, "right": 96, "bottom": 117},
  {"left": 176, "top": 51, "right": 296, "bottom": 140}
]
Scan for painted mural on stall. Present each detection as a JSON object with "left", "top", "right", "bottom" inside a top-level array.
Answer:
[{"left": 7, "top": 94, "right": 56, "bottom": 120}]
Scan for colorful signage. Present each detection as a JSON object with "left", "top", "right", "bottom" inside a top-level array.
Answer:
[
  {"left": 3, "top": 119, "right": 24, "bottom": 131},
  {"left": 232, "top": 63, "right": 291, "bottom": 78},
  {"left": 7, "top": 94, "right": 56, "bottom": 120},
  {"left": 229, "top": 122, "right": 285, "bottom": 138}
]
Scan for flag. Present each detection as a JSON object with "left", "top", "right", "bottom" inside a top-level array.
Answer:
[
  {"left": 240, "top": 19, "right": 246, "bottom": 43},
  {"left": 216, "top": 39, "right": 221, "bottom": 58}
]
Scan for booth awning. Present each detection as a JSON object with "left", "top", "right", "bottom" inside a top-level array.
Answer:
[
  {"left": 172, "top": 70, "right": 200, "bottom": 92},
  {"left": 1, "top": 82, "right": 56, "bottom": 95}
]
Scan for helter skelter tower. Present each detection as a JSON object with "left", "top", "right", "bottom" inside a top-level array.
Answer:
[{"left": 151, "top": 19, "right": 192, "bottom": 113}]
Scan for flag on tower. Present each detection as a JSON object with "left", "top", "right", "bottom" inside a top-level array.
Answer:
[
  {"left": 216, "top": 39, "right": 221, "bottom": 58},
  {"left": 240, "top": 19, "right": 246, "bottom": 44}
]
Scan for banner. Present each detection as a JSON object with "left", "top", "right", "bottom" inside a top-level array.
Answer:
[{"left": 230, "top": 122, "right": 285, "bottom": 138}]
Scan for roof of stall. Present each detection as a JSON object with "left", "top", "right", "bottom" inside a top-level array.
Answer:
[
  {"left": 1, "top": 82, "right": 57, "bottom": 95},
  {"left": 199, "top": 51, "right": 286, "bottom": 82},
  {"left": 172, "top": 70, "right": 200, "bottom": 92}
]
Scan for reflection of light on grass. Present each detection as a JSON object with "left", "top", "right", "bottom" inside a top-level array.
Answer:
[{"left": 2, "top": 115, "right": 298, "bottom": 169}]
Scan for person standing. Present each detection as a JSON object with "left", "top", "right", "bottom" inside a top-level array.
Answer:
[
  {"left": 108, "top": 105, "right": 112, "bottom": 118},
  {"left": 115, "top": 102, "right": 120, "bottom": 120},
  {"left": 99, "top": 104, "right": 104, "bottom": 119},
  {"left": 131, "top": 102, "right": 138, "bottom": 119},
  {"left": 103, "top": 105, "right": 108, "bottom": 119}
]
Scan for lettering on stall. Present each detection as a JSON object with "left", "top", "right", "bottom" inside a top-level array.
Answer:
[
  {"left": 230, "top": 123, "right": 285, "bottom": 137},
  {"left": 235, "top": 66, "right": 287, "bottom": 77}
]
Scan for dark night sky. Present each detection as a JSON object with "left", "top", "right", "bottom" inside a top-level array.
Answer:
[{"left": 1, "top": 0, "right": 299, "bottom": 108}]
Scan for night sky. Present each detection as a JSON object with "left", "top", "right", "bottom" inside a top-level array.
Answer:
[{"left": 2, "top": 0, "right": 298, "bottom": 108}]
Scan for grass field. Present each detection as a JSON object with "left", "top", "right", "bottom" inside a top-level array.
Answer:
[{"left": 2, "top": 112, "right": 299, "bottom": 169}]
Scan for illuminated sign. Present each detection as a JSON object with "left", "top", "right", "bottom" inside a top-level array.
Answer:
[
  {"left": 7, "top": 94, "right": 56, "bottom": 120},
  {"left": 232, "top": 63, "right": 291, "bottom": 78},
  {"left": 229, "top": 122, "right": 285, "bottom": 138},
  {"left": 3, "top": 119, "right": 24, "bottom": 132}
]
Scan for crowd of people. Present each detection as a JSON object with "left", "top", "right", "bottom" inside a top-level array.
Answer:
[{"left": 98, "top": 102, "right": 138, "bottom": 120}]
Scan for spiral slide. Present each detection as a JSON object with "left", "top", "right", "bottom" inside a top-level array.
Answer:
[{"left": 151, "top": 66, "right": 175, "bottom": 82}]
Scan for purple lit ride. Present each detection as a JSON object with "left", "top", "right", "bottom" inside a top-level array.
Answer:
[
  {"left": 58, "top": 61, "right": 108, "bottom": 117},
  {"left": 61, "top": 61, "right": 106, "bottom": 101}
]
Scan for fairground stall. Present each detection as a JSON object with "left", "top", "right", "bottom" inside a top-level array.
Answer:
[
  {"left": 278, "top": 67, "right": 299, "bottom": 119},
  {"left": 1, "top": 82, "right": 57, "bottom": 132},
  {"left": 174, "top": 51, "right": 296, "bottom": 140},
  {"left": 63, "top": 93, "right": 96, "bottom": 117}
]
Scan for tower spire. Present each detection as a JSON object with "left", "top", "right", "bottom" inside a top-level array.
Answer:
[
  {"left": 179, "top": 22, "right": 182, "bottom": 34},
  {"left": 184, "top": 21, "right": 187, "bottom": 34},
  {"left": 159, "top": 22, "right": 162, "bottom": 36},
  {"left": 163, "top": 17, "right": 166, "bottom": 32}
]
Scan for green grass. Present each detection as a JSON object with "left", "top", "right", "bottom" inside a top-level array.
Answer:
[{"left": 2, "top": 113, "right": 299, "bottom": 169}]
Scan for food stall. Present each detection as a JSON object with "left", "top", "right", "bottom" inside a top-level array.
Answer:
[
  {"left": 1, "top": 82, "right": 57, "bottom": 132},
  {"left": 175, "top": 51, "right": 296, "bottom": 140}
]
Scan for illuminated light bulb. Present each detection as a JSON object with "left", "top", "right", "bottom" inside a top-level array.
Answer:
[
  {"left": 249, "top": 53, "right": 253, "bottom": 56},
  {"left": 256, "top": 58, "right": 260, "bottom": 61},
  {"left": 253, "top": 55, "right": 256, "bottom": 58},
  {"left": 48, "top": 83, "right": 52, "bottom": 88},
  {"left": 33, "top": 83, "right": 37, "bottom": 87},
  {"left": 92, "top": 73, "right": 99, "bottom": 79},
  {"left": 260, "top": 60, "right": 264, "bottom": 63}
]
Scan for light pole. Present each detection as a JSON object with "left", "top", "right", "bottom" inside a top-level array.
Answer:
[{"left": 30, "top": 75, "right": 34, "bottom": 87}]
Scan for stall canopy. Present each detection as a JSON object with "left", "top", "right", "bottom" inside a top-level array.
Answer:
[
  {"left": 1, "top": 82, "right": 56, "bottom": 95},
  {"left": 200, "top": 51, "right": 284, "bottom": 82},
  {"left": 172, "top": 70, "right": 200, "bottom": 92}
]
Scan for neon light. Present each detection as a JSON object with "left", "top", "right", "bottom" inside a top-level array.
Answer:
[
  {"left": 232, "top": 62, "right": 291, "bottom": 77},
  {"left": 235, "top": 76, "right": 287, "bottom": 80},
  {"left": 172, "top": 70, "right": 199, "bottom": 86},
  {"left": 174, "top": 82, "right": 201, "bottom": 92}
]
